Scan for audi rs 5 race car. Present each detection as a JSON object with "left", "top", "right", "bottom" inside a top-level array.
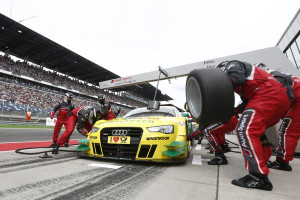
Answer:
[{"left": 77, "top": 105, "right": 193, "bottom": 162}]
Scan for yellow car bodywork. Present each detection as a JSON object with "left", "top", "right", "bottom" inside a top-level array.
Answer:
[{"left": 78, "top": 107, "right": 192, "bottom": 162}]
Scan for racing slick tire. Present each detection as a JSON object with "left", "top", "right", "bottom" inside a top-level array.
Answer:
[{"left": 185, "top": 68, "right": 234, "bottom": 130}]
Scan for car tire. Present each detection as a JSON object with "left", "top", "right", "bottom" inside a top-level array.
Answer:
[{"left": 185, "top": 68, "right": 234, "bottom": 130}]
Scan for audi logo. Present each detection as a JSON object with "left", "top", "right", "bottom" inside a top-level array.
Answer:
[{"left": 112, "top": 129, "right": 129, "bottom": 136}]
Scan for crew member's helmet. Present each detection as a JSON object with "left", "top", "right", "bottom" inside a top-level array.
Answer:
[
  {"left": 98, "top": 94, "right": 106, "bottom": 104},
  {"left": 216, "top": 60, "right": 230, "bottom": 71},
  {"left": 66, "top": 92, "right": 74, "bottom": 98},
  {"left": 254, "top": 63, "right": 267, "bottom": 69}
]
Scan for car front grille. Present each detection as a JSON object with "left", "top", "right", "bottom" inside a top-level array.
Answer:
[{"left": 100, "top": 127, "right": 143, "bottom": 159}]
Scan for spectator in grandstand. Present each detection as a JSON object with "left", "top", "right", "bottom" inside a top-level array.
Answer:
[
  {"left": 25, "top": 108, "right": 32, "bottom": 122},
  {"left": 49, "top": 92, "right": 75, "bottom": 148},
  {"left": 0, "top": 55, "right": 145, "bottom": 116}
]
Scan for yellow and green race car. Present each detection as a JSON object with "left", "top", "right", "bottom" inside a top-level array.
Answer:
[{"left": 78, "top": 105, "right": 193, "bottom": 162}]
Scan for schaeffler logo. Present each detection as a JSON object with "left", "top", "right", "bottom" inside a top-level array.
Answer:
[{"left": 112, "top": 129, "right": 128, "bottom": 136}]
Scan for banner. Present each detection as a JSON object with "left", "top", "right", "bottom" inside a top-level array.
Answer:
[{"left": 46, "top": 117, "right": 57, "bottom": 126}]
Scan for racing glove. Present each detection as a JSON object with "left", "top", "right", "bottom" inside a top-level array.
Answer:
[
  {"left": 50, "top": 111, "right": 55, "bottom": 119},
  {"left": 187, "top": 130, "right": 201, "bottom": 141},
  {"left": 67, "top": 111, "right": 73, "bottom": 117},
  {"left": 78, "top": 129, "right": 88, "bottom": 137}
]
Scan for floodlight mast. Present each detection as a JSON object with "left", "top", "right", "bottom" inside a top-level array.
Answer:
[{"left": 153, "top": 66, "right": 169, "bottom": 101}]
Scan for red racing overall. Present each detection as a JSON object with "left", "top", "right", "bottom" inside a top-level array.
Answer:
[
  {"left": 224, "top": 61, "right": 290, "bottom": 175},
  {"left": 276, "top": 76, "right": 300, "bottom": 163},
  {"left": 105, "top": 107, "right": 116, "bottom": 120},
  {"left": 203, "top": 115, "right": 238, "bottom": 152},
  {"left": 56, "top": 106, "right": 93, "bottom": 146},
  {"left": 51, "top": 101, "right": 74, "bottom": 143},
  {"left": 202, "top": 115, "right": 272, "bottom": 163}
]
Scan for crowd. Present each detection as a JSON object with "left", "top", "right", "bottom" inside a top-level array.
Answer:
[
  {"left": 0, "top": 54, "right": 147, "bottom": 108},
  {"left": 0, "top": 54, "right": 148, "bottom": 118}
]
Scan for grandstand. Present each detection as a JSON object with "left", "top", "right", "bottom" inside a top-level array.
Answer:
[{"left": 0, "top": 13, "right": 172, "bottom": 123}]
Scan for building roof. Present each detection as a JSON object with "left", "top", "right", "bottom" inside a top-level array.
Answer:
[{"left": 0, "top": 13, "right": 173, "bottom": 101}]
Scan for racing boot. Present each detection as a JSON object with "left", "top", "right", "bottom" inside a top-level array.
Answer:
[
  {"left": 232, "top": 173, "right": 273, "bottom": 191},
  {"left": 208, "top": 152, "right": 228, "bottom": 165},
  {"left": 267, "top": 159, "right": 292, "bottom": 171},
  {"left": 64, "top": 142, "right": 69, "bottom": 147},
  {"left": 49, "top": 141, "right": 56, "bottom": 147},
  {"left": 52, "top": 145, "right": 59, "bottom": 154},
  {"left": 221, "top": 143, "right": 231, "bottom": 153}
]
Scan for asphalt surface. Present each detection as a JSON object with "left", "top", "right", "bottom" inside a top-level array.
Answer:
[
  {"left": 1, "top": 128, "right": 300, "bottom": 200},
  {"left": 0, "top": 128, "right": 82, "bottom": 143}
]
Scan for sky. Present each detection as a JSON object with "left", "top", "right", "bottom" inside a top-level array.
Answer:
[{"left": 0, "top": 0, "right": 300, "bottom": 108}]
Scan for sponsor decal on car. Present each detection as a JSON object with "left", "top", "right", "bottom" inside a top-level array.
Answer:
[
  {"left": 102, "top": 119, "right": 156, "bottom": 124},
  {"left": 178, "top": 121, "right": 185, "bottom": 126},
  {"left": 108, "top": 136, "right": 131, "bottom": 144},
  {"left": 146, "top": 137, "right": 170, "bottom": 140}
]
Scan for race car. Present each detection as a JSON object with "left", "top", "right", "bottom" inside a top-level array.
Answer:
[{"left": 77, "top": 105, "right": 192, "bottom": 162}]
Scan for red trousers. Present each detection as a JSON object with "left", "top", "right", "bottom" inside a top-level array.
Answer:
[
  {"left": 203, "top": 115, "right": 238, "bottom": 152},
  {"left": 52, "top": 120, "right": 68, "bottom": 142},
  {"left": 56, "top": 114, "right": 92, "bottom": 145},
  {"left": 276, "top": 77, "right": 300, "bottom": 163},
  {"left": 236, "top": 84, "right": 290, "bottom": 175}
]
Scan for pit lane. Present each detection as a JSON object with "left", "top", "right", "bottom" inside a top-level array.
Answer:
[{"left": 0, "top": 128, "right": 300, "bottom": 200}]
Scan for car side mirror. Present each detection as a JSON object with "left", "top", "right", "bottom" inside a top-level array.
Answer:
[{"left": 147, "top": 101, "right": 160, "bottom": 110}]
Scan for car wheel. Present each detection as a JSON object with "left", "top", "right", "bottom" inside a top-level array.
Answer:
[{"left": 185, "top": 68, "right": 234, "bottom": 130}]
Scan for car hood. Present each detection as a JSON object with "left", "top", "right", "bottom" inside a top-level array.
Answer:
[{"left": 94, "top": 117, "right": 184, "bottom": 128}]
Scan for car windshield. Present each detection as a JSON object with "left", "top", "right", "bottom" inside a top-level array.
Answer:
[{"left": 124, "top": 107, "right": 176, "bottom": 118}]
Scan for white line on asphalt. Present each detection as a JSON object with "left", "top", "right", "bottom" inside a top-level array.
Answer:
[
  {"left": 88, "top": 163, "right": 122, "bottom": 169},
  {"left": 195, "top": 144, "right": 202, "bottom": 150},
  {"left": 0, "top": 139, "right": 81, "bottom": 144},
  {"left": 0, "top": 150, "right": 15, "bottom": 153},
  {"left": 192, "top": 155, "right": 202, "bottom": 165}
]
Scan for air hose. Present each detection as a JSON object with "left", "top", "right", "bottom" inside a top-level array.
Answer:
[{"left": 15, "top": 144, "right": 80, "bottom": 155}]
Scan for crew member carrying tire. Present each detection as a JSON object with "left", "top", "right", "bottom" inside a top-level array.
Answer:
[
  {"left": 49, "top": 92, "right": 75, "bottom": 147},
  {"left": 216, "top": 60, "right": 290, "bottom": 191},
  {"left": 265, "top": 70, "right": 299, "bottom": 171},
  {"left": 52, "top": 106, "right": 103, "bottom": 154}
]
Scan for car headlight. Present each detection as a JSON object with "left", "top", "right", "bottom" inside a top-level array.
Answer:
[
  {"left": 147, "top": 125, "right": 174, "bottom": 134},
  {"left": 90, "top": 127, "right": 100, "bottom": 133}
]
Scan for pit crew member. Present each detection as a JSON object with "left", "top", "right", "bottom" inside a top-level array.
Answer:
[
  {"left": 97, "top": 94, "right": 115, "bottom": 120},
  {"left": 188, "top": 115, "right": 238, "bottom": 165},
  {"left": 216, "top": 60, "right": 290, "bottom": 191},
  {"left": 49, "top": 92, "right": 74, "bottom": 147},
  {"left": 52, "top": 105, "right": 103, "bottom": 154},
  {"left": 266, "top": 70, "right": 299, "bottom": 171}
]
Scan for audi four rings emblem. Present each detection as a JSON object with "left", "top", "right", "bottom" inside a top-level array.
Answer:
[{"left": 112, "top": 129, "right": 128, "bottom": 136}]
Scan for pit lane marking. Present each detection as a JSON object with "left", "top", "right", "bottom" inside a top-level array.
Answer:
[
  {"left": 88, "top": 163, "right": 122, "bottom": 169},
  {"left": 195, "top": 144, "right": 202, "bottom": 150},
  {"left": 192, "top": 155, "right": 202, "bottom": 165}
]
